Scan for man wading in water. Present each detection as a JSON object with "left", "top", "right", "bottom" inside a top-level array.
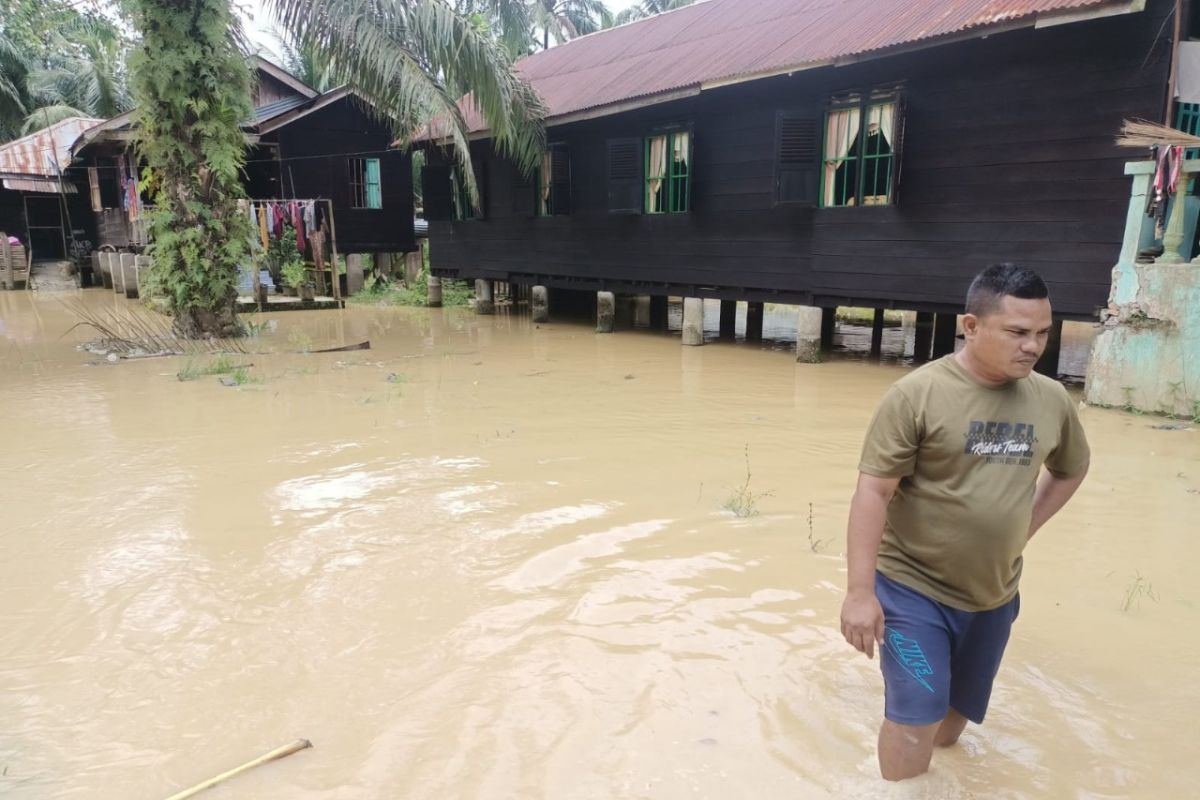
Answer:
[{"left": 840, "top": 263, "right": 1091, "bottom": 780}]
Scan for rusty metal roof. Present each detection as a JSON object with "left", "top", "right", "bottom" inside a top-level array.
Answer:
[
  {"left": 442, "top": 0, "right": 1136, "bottom": 135},
  {"left": 0, "top": 117, "right": 103, "bottom": 179}
]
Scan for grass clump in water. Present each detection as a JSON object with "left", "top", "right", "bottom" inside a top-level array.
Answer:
[
  {"left": 176, "top": 355, "right": 257, "bottom": 384},
  {"left": 1121, "top": 571, "right": 1159, "bottom": 611},
  {"left": 722, "top": 445, "right": 773, "bottom": 518},
  {"left": 348, "top": 268, "right": 472, "bottom": 308}
]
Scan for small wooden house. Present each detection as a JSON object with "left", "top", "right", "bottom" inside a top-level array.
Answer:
[{"left": 73, "top": 57, "right": 414, "bottom": 256}]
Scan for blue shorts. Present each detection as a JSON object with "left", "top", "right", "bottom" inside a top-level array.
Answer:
[{"left": 876, "top": 571, "right": 1019, "bottom": 727}]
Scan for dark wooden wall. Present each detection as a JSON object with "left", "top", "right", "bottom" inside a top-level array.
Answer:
[
  {"left": 266, "top": 97, "right": 414, "bottom": 254},
  {"left": 428, "top": 0, "right": 1173, "bottom": 318}
]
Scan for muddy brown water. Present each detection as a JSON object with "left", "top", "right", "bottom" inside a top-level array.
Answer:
[{"left": 1, "top": 290, "right": 1196, "bottom": 799}]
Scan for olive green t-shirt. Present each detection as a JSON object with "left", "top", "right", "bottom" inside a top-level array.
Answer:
[{"left": 859, "top": 355, "right": 1090, "bottom": 611}]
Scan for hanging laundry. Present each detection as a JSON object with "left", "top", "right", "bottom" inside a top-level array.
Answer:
[
  {"left": 303, "top": 201, "right": 315, "bottom": 233},
  {"left": 310, "top": 225, "right": 326, "bottom": 274},
  {"left": 291, "top": 202, "right": 306, "bottom": 254},
  {"left": 257, "top": 204, "right": 270, "bottom": 251},
  {"left": 273, "top": 203, "right": 286, "bottom": 239}
]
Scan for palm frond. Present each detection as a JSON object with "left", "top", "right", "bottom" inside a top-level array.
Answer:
[
  {"left": 268, "top": 0, "right": 545, "bottom": 201},
  {"left": 22, "top": 103, "right": 87, "bottom": 134}
]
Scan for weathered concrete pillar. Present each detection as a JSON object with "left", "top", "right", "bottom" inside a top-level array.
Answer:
[
  {"left": 682, "top": 297, "right": 704, "bottom": 346},
  {"left": 633, "top": 295, "right": 651, "bottom": 328},
  {"left": 531, "top": 285, "right": 549, "bottom": 322},
  {"left": 1035, "top": 319, "right": 1063, "bottom": 378},
  {"left": 427, "top": 275, "right": 442, "bottom": 307},
  {"left": 133, "top": 255, "right": 152, "bottom": 299},
  {"left": 649, "top": 295, "right": 668, "bottom": 330},
  {"left": 870, "top": 308, "right": 886, "bottom": 358},
  {"left": 719, "top": 300, "right": 737, "bottom": 339},
  {"left": 475, "top": 279, "right": 494, "bottom": 314},
  {"left": 346, "top": 253, "right": 365, "bottom": 295},
  {"left": 614, "top": 293, "right": 635, "bottom": 328},
  {"left": 932, "top": 312, "right": 958, "bottom": 359},
  {"left": 99, "top": 252, "right": 114, "bottom": 289},
  {"left": 795, "top": 305, "right": 823, "bottom": 363},
  {"left": 745, "top": 302, "right": 764, "bottom": 342},
  {"left": 913, "top": 311, "right": 935, "bottom": 362},
  {"left": 374, "top": 251, "right": 393, "bottom": 278},
  {"left": 89, "top": 252, "right": 101, "bottom": 288},
  {"left": 596, "top": 291, "right": 615, "bottom": 333},
  {"left": 117, "top": 253, "right": 135, "bottom": 296},
  {"left": 404, "top": 248, "right": 422, "bottom": 285},
  {"left": 820, "top": 307, "right": 837, "bottom": 352}
]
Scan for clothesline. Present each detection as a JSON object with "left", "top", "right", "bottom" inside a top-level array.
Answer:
[{"left": 239, "top": 197, "right": 343, "bottom": 309}]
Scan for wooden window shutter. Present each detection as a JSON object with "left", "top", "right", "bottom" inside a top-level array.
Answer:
[
  {"left": 890, "top": 96, "right": 907, "bottom": 205},
  {"left": 512, "top": 163, "right": 535, "bottom": 217},
  {"left": 774, "top": 111, "right": 820, "bottom": 206},
  {"left": 606, "top": 137, "right": 642, "bottom": 214},
  {"left": 421, "top": 163, "right": 453, "bottom": 222},
  {"left": 550, "top": 144, "right": 571, "bottom": 215}
]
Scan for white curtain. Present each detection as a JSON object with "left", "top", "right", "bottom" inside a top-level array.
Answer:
[
  {"left": 647, "top": 135, "right": 667, "bottom": 211},
  {"left": 873, "top": 102, "right": 896, "bottom": 147},
  {"left": 824, "top": 108, "right": 860, "bottom": 207}
]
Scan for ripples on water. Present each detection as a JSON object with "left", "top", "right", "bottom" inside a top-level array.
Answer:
[{"left": 0, "top": 291, "right": 1195, "bottom": 799}]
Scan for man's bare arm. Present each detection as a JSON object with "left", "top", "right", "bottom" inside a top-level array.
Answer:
[
  {"left": 1027, "top": 464, "right": 1088, "bottom": 541},
  {"left": 841, "top": 472, "right": 901, "bottom": 659}
]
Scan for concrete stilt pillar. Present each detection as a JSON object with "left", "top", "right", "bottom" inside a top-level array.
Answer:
[
  {"left": 870, "top": 308, "right": 886, "bottom": 358},
  {"left": 795, "top": 305, "right": 823, "bottom": 363},
  {"left": 745, "top": 302, "right": 764, "bottom": 342},
  {"left": 100, "top": 252, "right": 114, "bottom": 289},
  {"left": 475, "top": 279, "right": 494, "bottom": 314},
  {"left": 682, "top": 297, "right": 704, "bottom": 346},
  {"left": 1035, "top": 319, "right": 1063, "bottom": 378},
  {"left": 913, "top": 311, "right": 935, "bottom": 362},
  {"left": 89, "top": 252, "right": 101, "bottom": 288},
  {"left": 820, "top": 307, "right": 837, "bottom": 352},
  {"left": 133, "top": 255, "right": 152, "bottom": 299},
  {"left": 346, "top": 254, "right": 365, "bottom": 295},
  {"left": 614, "top": 293, "right": 635, "bottom": 328},
  {"left": 427, "top": 275, "right": 443, "bottom": 307},
  {"left": 649, "top": 295, "right": 669, "bottom": 330},
  {"left": 596, "top": 291, "right": 615, "bottom": 333},
  {"left": 719, "top": 300, "right": 737, "bottom": 339},
  {"left": 118, "top": 253, "right": 135, "bottom": 296},
  {"left": 932, "top": 312, "right": 958, "bottom": 359},
  {"left": 531, "top": 285, "right": 549, "bottom": 322}
]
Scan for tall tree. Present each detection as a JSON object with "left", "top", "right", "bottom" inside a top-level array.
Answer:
[
  {"left": 122, "top": 0, "right": 254, "bottom": 338},
  {"left": 530, "top": 0, "right": 612, "bottom": 50},
  {"left": 121, "top": 0, "right": 544, "bottom": 337}
]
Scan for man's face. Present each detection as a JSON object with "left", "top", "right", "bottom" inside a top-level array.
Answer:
[{"left": 961, "top": 295, "right": 1053, "bottom": 381}]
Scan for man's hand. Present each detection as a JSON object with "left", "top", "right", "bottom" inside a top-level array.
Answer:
[{"left": 841, "top": 588, "right": 885, "bottom": 659}]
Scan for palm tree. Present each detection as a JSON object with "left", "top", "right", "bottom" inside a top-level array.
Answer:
[
  {"left": 613, "top": 0, "right": 695, "bottom": 26},
  {"left": 530, "top": 0, "right": 613, "bottom": 50},
  {"left": 0, "top": 27, "right": 29, "bottom": 140},
  {"left": 275, "top": 31, "right": 338, "bottom": 93},
  {"left": 20, "top": 21, "right": 131, "bottom": 132}
]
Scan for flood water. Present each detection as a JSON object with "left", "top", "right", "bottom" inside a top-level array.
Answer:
[{"left": 1, "top": 290, "right": 1196, "bottom": 799}]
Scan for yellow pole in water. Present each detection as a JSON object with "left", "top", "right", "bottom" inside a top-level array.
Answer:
[{"left": 161, "top": 738, "right": 311, "bottom": 800}]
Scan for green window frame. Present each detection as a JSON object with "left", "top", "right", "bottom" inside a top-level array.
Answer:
[
  {"left": 451, "top": 166, "right": 475, "bottom": 221},
  {"left": 349, "top": 157, "right": 382, "bottom": 209},
  {"left": 1176, "top": 102, "right": 1200, "bottom": 159},
  {"left": 645, "top": 130, "right": 691, "bottom": 214},
  {"left": 819, "top": 95, "right": 898, "bottom": 208}
]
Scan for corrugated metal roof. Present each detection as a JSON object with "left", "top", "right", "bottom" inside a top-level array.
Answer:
[
  {"left": 442, "top": 0, "right": 1133, "bottom": 135},
  {"left": 0, "top": 117, "right": 103, "bottom": 178},
  {"left": 255, "top": 94, "right": 312, "bottom": 123}
]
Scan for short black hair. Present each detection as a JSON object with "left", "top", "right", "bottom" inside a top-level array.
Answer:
[{"left": 965, "top": 263, "right": 1049, "bottom": 317}]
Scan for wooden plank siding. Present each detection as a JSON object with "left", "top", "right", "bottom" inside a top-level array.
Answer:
[
  {"left": 427, "top": 0, "right": 1173, "bottom": 318},
  {"left": 258, "top": 98, "right": 414, "bottom": 254}
]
